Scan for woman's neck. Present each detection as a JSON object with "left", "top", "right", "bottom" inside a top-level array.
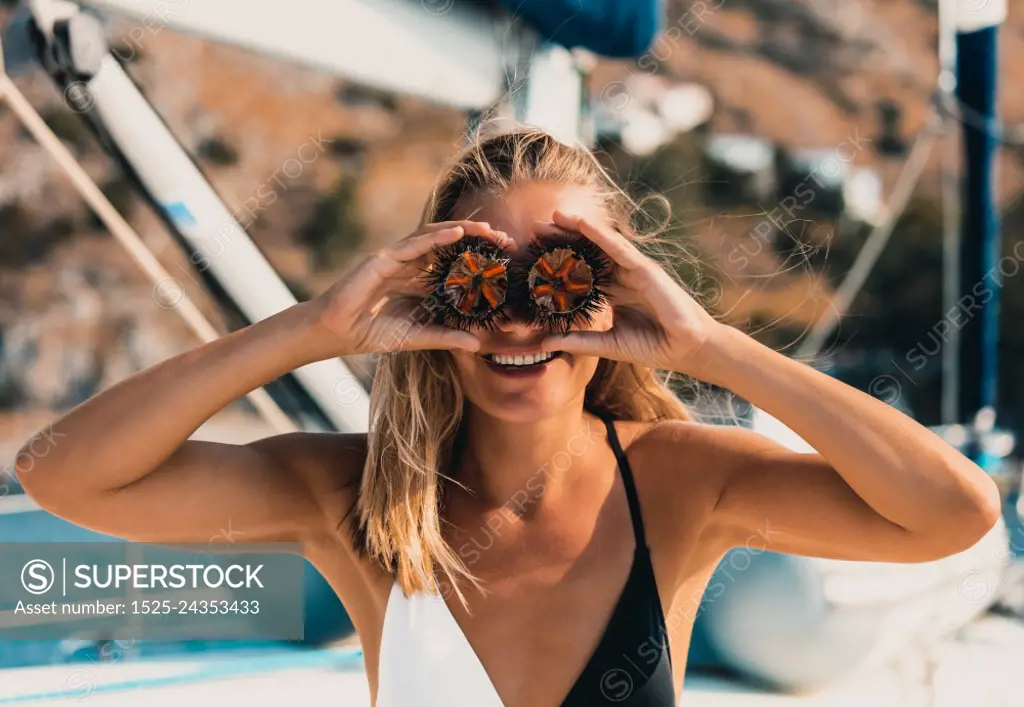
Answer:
[{"left": 453, "top": 403, "right": 607, "bottom": 515}]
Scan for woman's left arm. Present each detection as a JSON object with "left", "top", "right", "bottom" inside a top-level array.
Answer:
[
  {"left": 688, "top": 324, "right": 1001, "bottom": 561},
  {"left": 541, "top": 211, "right": 1002, "bottom": 563}
]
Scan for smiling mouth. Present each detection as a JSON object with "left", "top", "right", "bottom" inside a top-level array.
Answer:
[{"left": 479, "top": 351, "right": 565, "bottom": 369}]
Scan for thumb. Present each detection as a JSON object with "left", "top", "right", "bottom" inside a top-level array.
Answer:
[
  {"left": 541, "top": 331, "right": 614, "bottom": 358},
  {"left": 400, "top": 325, "right": 482, "bottom": 353}
]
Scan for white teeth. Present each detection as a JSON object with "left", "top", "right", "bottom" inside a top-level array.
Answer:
[{"left": 486, "top": 352, "right": 557, "bottom": 367}]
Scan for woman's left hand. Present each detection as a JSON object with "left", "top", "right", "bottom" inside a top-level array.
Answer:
[{"left": 538, "top": 211, "right": 725, "bottom": 378}]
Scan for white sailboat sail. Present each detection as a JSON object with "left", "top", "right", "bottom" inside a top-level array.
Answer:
[{"left": 79, "top": 0, "right": 535, "bottom": 110}]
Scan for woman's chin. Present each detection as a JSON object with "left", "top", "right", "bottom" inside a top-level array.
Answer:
[{"left": 466, "top": 393, "right": 575, "bottom": 423}]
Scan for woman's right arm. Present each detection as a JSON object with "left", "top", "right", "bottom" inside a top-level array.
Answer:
[
  {"left": 13, "top": 221, "right": 501, "bottom": 547},
  {"left": 14, "top": 303, "right": 355, "bottom": 545}
]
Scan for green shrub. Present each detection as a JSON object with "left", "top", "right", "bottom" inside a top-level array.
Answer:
[{"left": 299, "top": 176, "right": 365, "bottom": 269}]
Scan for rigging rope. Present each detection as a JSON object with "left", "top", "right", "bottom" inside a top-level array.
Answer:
[
  {"left": 796, "top": 110, "right": 947, "bottom": 359},
  {"left": 0, "top": 53, "right": 299, "bottom": 434}
]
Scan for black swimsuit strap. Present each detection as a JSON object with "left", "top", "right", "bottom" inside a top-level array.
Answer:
[{"left": 598, "top": 413, "right": 649, "bottom": 551}]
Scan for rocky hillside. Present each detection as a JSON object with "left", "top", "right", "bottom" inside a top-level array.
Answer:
[{"left": 1, "top": 0, "right": 1022, "bottom": 417}]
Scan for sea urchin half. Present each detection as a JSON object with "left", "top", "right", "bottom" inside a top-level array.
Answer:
[{"left": 422, "top": 236, "right": 510, "bottom": 331}]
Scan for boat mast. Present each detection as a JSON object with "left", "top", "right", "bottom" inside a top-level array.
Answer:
[
  {"left": 953, "top": 0, "right": 1005, "bottom": 433},
  {"left": 938, "top": 0, "right": 960, "bottom": 425}
]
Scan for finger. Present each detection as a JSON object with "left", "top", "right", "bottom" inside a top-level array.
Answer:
[
  {"left": 531, "top": 221, "right": 570, "bottom": 238},
  {"left": 389, "top": 226, "right": 466, "bottom": 262},
  {"left": 397, "top": 324, "right": 482, "bottom": 353},
  {"left": 419, "top": 220, "right": 509, "bottom": 247},
  {"left": 420, "top": 220, "right": 490, "bottom": 234},
  {"left": 539, "top": 330, "right": 616, "bottom": 358},
  {"left": 549, "top": 211, "right": 648, "bottom": 271}
]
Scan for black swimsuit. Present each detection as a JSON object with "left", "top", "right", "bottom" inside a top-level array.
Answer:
[{"left": 559, "top": 412, "right": 676, "bottom": 705}]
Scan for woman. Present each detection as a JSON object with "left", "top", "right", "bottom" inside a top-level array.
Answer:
[{"left": 16, "top": 129, "right": 1001, "bottom": 706}]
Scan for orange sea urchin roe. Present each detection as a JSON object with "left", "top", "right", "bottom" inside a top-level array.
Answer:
[
  {"left": 443, "top": 250, "right": 508, "bottom": 315},
  {"left": 528, "top": 248, "right": 594, "bottom": 313}
]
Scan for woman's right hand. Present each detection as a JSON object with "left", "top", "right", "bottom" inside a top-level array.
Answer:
[{"left": 306, "top": 221, "right": 508, "bottom": 358}]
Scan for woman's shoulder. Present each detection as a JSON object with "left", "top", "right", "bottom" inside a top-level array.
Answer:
[
  {"left": 603, "top": 418, "right": 741, "bottom": 582},
  {"left": 616, "top": 417, "right": 760, "bottom": 469},
  {"left": 611, "top": 418, "right": 738, "bottom": 507},
  {"left": 613, "top": 417, "right": 714, "bottom": 461}
]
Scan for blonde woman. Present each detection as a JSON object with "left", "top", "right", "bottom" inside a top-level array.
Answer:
[{"left": 17, "top": 129, "right": 1001, "bottom": 706}]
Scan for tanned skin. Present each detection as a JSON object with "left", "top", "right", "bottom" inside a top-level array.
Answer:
[{"left": 16, "top": 183, "right": 1001, "bottom": 706}]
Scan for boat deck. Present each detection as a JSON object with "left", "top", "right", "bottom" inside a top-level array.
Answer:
[{"left": 1, "top": 614, "right": 1022, "bottom": 706}]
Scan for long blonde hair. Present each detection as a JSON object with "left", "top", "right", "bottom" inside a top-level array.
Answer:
[{"left": 354, "top": 127, "right": 692, "bottom": 602}]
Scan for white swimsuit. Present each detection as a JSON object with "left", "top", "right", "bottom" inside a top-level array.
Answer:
[{"left": 376, "top": 583, "right": 503, "bottom": 707}]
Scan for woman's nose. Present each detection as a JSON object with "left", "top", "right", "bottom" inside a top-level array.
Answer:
[{"left": 495, "top": 297, "right": 541, "bottom": 336}]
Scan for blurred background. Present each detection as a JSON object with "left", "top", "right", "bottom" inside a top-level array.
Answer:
[{"left": 1, "top": 0, "right": 1024, "bottom": 705}]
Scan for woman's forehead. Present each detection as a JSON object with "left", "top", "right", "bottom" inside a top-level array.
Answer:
[{"left": 451, "top": 183, "right": 605, "bottom": 247}]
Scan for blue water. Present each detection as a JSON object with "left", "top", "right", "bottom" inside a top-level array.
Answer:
[
  {"left": 0, "top": 505, "right": 354, "bottom": 669},
  {"left": 0, "top": 644, "right": 363, "bottom": 703},
  {"left": 0, "top": 639, "right": 279, "bottom": 670}
]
